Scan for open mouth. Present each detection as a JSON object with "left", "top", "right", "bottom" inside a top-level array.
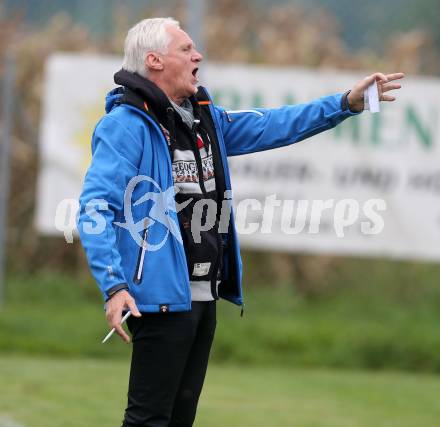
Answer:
[{"left": 192, "top": 68, "right": 199, "bottom": 78}]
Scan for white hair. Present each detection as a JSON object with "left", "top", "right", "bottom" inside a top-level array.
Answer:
[{"left": 122, "top": 17, "right": 180, "bottom": 77}]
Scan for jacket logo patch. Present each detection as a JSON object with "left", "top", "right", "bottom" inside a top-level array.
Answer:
[{"left": 159, "top": 304, "right": 169, "bottom": 313}]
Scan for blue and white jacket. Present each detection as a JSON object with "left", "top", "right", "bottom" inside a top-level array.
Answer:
[{"left": 78, "top": 84, "right": 357, "bottom": 313}]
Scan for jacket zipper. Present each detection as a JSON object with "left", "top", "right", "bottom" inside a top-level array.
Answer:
[{"left": 133, "top": 220, "right": 149, "bottom": 284}]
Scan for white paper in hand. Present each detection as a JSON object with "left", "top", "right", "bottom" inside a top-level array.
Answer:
[{"left": 363, "top": 80, "right": 380, "bottom": 113}]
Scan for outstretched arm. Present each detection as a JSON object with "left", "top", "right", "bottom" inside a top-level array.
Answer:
[{"left": 215, "top": 72, "right": 404, "bottom": 156}]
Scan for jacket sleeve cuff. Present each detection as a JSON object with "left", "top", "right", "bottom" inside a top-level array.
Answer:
[{"left": 105, "top": 283, "right": 129, "bottom": 301}]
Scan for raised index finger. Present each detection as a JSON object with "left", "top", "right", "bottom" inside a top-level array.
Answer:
[
  {"left": 385, "top": 72, "right": 405, "bottom": 82},
  {"left": 372, "top": 72, "right": 388, "bottom": 82}
]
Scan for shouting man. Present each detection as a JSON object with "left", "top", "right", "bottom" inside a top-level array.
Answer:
[{"left": 78, "top": 17, "right": 404, "bottom": 427}]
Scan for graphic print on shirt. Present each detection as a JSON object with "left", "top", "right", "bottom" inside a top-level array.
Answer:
[{"left": 172, "top": 132, "right": 216, "bottom": 194}]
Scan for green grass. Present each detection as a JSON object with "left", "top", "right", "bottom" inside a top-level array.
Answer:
[
  {"left": 215, "top": 285, "right": 440, "bottom": 371},
  {"left": 1, "top": 356, "right": 440, "bottom": 427},
  {"left": 2, "top": 270, "right": 440, "bottom": 371}
]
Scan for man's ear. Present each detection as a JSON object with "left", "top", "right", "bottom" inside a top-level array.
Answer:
[{"left": 145, "top": 52, "right": 164, "bottom": 72}]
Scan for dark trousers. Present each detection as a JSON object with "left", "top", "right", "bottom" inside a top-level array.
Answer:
[{"left": 121, "top": 301, "right": 217, "bottom": 427}]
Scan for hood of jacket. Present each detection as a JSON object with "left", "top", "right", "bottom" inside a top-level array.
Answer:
[
  {"left": 113, "top": 69, "right": 174, "bottom": 124},
  {"left": 110, "top": 69, "right": 203, "bottom": 125},
  {"left": 105, "top": 87, "right": 124, "bottom": 113}
]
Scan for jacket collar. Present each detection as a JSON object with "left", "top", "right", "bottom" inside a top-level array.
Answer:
[{"left": 114, "top": 69, "right": 204, "bottom": 124}]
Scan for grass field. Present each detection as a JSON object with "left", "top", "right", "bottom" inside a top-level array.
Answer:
[
  {"left": 3, "top": 291, "right": 440, "bottom": 373},
  {"left": 2, "top": 268, "right": 440, "bottom": 426},
  {"left": 1, "top": 356, "right": 440, "bottom": 427}
]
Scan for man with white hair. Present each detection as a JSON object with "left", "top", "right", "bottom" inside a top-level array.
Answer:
[{"left": 78, "top": 17, "right": 403, "bottom": 427}]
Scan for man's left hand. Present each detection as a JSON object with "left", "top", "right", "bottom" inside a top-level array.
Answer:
[{"left": 348, "top": 72, "right": 405, "bottom": 113}]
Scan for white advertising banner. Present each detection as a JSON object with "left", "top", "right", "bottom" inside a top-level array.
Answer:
[{"left": 37, "top": 53, "right": 440, "bottom": 260}]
